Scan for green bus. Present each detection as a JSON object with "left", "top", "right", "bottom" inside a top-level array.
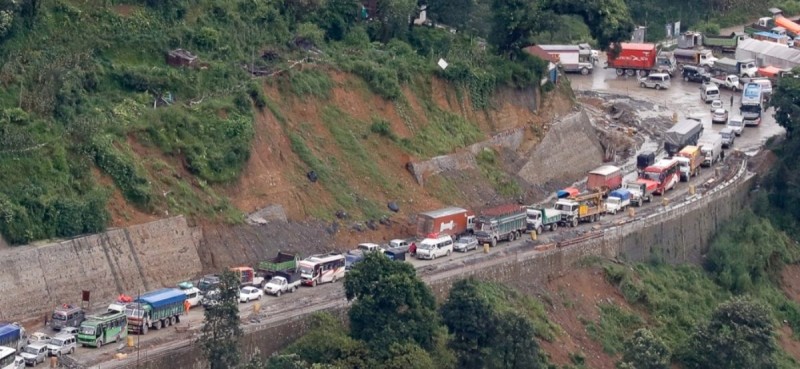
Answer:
[{"left": 77, "top": 311, "right": 128, "bottom": 348}]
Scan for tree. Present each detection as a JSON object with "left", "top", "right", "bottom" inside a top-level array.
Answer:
[
  {"left": 284, "top": 313, "right": 370, "bottom": 367},
  {"left": 440, "top": 279, "right": 496, "bottom": 369},
  {"left": 545, "top": 0, "right": 635, "bottom": 54},
  {"left": 682, "top": 297, "right": 777, "bottom": 369},
  {"left": 344, "top": 252, "right": 439, "bottom": 353},
  {"left": 488, "top": 311, "right": 542, "bottom": 369},
  {"left": 616, "top": 328, "right": 670, "bottom": 369},
  {"left": 770, "top": 68, "right": 800, "bottom": 138},
  {"left": 382, "top": 342, "right": 437, "bottom": 369},
  {"left": 371, "top": 0, "right": 417, "bottom": 42},
  {"left": 199, "top": 270, "right": 242, "bottom": 369},
  {"left": 489, "top": 0, "right": 545, "bottom": 56}
]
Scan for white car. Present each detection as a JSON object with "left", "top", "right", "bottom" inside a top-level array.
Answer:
[
  {"left": 27, "top": 332, "right": 50, "bottom": 345},
  {"left": 20, "top": 344, "right": 47, "bottom": 366},
  {"left": 238, "top": 286, "right": 263, "bottom": 303},
  {"left": 710, "top": 99, "right": 723, "bottom": 112},
  {"left": 60, "top": 327, "right": 79, "bottom": 339},
  {"left": 727, "top": 116, "right": 744, "bottom": 136},
  {"left": 712, "top": 108, "right": 728, "bottom": 124},
  {"left": 453, "top": 236, "right": 479, "bottom": 252}
]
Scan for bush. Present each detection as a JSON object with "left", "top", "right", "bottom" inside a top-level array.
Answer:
[
  {"left": 369, "top": 119, "right": 395, "bottom": 140},
  {"left": 91, "top": 135, "right": 152, "bottom": 207}
]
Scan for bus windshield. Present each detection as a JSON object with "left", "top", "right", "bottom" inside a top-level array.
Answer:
[
  {"left": 51, "top": 313, "right": 67, "bottom": 321},
  {"left": 299, "top": 265, "right": 314, "bottom": 276},
  {"left": 643, "top": 171, "right": 662, "bottom": 182},
  {"left": 0, "top": 348, "right": 14, "bottom": 368},
  {"left": 80, "top": 326, "right": 95, "bottom": 336}
]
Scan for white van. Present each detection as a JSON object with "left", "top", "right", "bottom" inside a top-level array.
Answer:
[
  {"left": 415, "top": 234, "right": 453, "bottom": 260},
  {"left": 639, "top": 73, "right": 671, "bottom": 90},
  {"left": 701, "top": 83, "right": 720, "bottom": 103}
]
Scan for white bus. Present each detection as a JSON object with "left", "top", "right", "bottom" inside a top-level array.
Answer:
[
  {"left": 0, "top": 346, "right": 21, "bottom": 369},
  {"left": 298, "top": 253, "right": 346, "bottom": 287}
]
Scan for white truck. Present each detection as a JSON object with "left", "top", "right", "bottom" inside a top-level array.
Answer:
[
  {"left": 708, "top": 75, "right": 742, "bottom": 91},
  {"left": 697, "top": 133, "right": 723, "bottom": 167},
  {"left": 605, "top": 189, "right": 632, "bottom": 215},
  {"left": 624, "top": 181, "right": 656, "bottom": 207},
  {"left": 713, "top": 57, "right": 758, "bottom": 78},
  {"left": 263, "top": 273, "right": 302, "bottom": 297},
  {"left": 538, "top": 44, "right": 594, "bottom": 75}
]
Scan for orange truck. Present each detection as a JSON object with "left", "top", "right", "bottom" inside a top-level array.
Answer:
[
  {"left": 675, "top": 145, "right": 702, "bottom": 182},
  {"left": 416, "top": 207, "right": 475, "bottom": 239},
  {"left": 229, "top": 266, "right": 266, "bottom": 288}
]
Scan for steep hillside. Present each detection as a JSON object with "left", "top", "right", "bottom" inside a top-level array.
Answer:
[{"left": 0, "top": 0, "right": 578, "bottom": 245}]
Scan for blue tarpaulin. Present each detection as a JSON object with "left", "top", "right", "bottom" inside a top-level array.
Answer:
[{"left": 136, "top": 288, "right": 186, "bottom": 309}]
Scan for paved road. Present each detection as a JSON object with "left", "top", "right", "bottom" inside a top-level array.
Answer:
[
  {"left": 569, "top": 53, "right": 785, "bottom": 155},
  {"left": 66, "top": 53, "right": 784, "bottom": 369}
]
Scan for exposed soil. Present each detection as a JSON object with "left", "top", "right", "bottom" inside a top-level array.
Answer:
[{"left": 534, "top": 266, "right": 629, "bottom": 369}]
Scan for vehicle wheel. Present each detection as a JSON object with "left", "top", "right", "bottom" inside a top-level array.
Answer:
[
  {"left": 142, "top": 324, "right": 148, "bottom": 335},
  {"left": 638, "top": 69, "right": 648, "bottom": 77},
  {"left": 655, "top": 84, "right": 661, "bottom": 90},
  {"left": 684, "top": 76, "right": 689, "bottom": 82},
  {"left": 276, "top": 290, "right": 282, "bottom": 297},
  {"left": 509, "top": 232, "right": 515, "bottom": 241},
  {"left": 615, "top": 69, "right": 624, "bottom": 76},
  {"left": 536, "top": 226, "right": 543, "bottom": 235},
  {"left": 581, "top": 67, "right": 589, "bottom": 75},
  {"left": 431, "top": 253, "right": 436, "bottom": 260},
  {"left": 70, "top": 347, "right": 75, "bottom": 354},
  {"left": 447, "top": 249, "right": 452, "bottom": 256},
  {"left": 491, "top": 238, "right": 497, "bottom": 247},
  {"left": 176, "top": 315, "right": 181, "bottom": 323},
  {"left": 312, "top": 280, "right": 317, "bottom": 287},
  {"left": 571, "top": 218, "right": 578, "bottom": 227},
  {"left": 639, "top": 82, "right": 646, "bottom": 88},
  {"left": 96, "top": 340, "right": 103, "bottom": 348},
  {"left": 245, "top": 298, "right": 250, "bottom": 303},
  {"left": 291, "top": 286, "right": 297, "bottom": 293},
  {"left": 626, "top": 69, "right": 635, "bottom": 76},
  {"left": 551, "top": 223, "right": 558, "bottom": 231}
]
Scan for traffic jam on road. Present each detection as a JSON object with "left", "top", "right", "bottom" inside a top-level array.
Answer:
[{"left": 0, "top": 12, "right": 792, "bottom": 368}]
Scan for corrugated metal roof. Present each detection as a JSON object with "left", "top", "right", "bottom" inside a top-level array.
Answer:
[
  {"left": 737, "top": 38, "right": 800, "bottom": 66},
  {"left": 755, "top": 31, "right": 788, "bottom": 40},
  {"left": 419, "top": 207, "right": 468, "bottom": 218},
  {"left": 589, "top": 165, "right": 621, "bottom": 176}
]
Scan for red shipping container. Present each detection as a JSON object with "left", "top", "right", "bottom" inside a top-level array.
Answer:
[{"left": 607, "top": 43, "right": 657, "bottom": 70}]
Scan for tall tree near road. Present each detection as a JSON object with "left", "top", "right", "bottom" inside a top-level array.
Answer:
[
  {"left": 682, "top": 297, "right": 777, "bottom": 369},
  {"left": 770, "top": 69, "right": 800, "bottom": 139},
  {"left": 545, "top": 0, "right": 635, "bottom": 55},
  {"left": 490, "top": 0, "right": 546, "bottom": 56},
  {"left": 200, "top": 270, "right": 242, "bottom": 369},
  {"left": 616, "top": 328, "right": 671, "bottom": 369},
  {"left": 344, "top": 252, "right": 439, "bottom": 353},
  {"left": 440, "top": 279, "right": 496, "bottom": 369}
]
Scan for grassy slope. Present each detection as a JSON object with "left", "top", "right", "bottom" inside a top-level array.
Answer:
[{"left": 0, "top": 0, "right": 549, "bottom": 245}]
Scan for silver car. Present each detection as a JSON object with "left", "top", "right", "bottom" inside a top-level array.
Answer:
[
  {"left": 20, "top": 344, "right": 47, "bottom": 366},
  {"left": 46, "top": 334, "right": 77, "bottom": 357},
  {"left": 453, "top": 236, "right": 479, "bottom": 252},
  {"left": 638, "top": 73, "right": 671, "bottom": 90}
]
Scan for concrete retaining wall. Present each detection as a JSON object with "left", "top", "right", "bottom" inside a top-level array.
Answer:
[
  {"left": 0, "top": 216, "right": 203, "bottom": 323},
  {"left": 118, "top": 161, "right": 755, "bottom": 369}
]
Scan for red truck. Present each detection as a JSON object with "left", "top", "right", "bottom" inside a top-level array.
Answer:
[
  {"left": 606, "top": 43, "right": 676, "bottom": 77},
  {"left": 587, "top": 165, "right": 623, "bottom": 196},
  {"left": 416, "top": 207, "right": 475, "bottom": 239}
]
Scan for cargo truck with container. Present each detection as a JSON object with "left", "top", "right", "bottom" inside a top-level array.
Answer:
[
  {"left": 713, "top": 57, "right": 758, "bottom": 78},
  {"left": 672, "top": 48, "right": 717, "bottom": 70},
  {"left": 605, "top": 189, "right": 632, "bottom": 215},
  {"left": 663, "top": 120, "right": 704, "bottom": 156},
  {"left": 741, "top": 82, "right": 764, "bottom": 126},
  {"left": 0, "top": 323, "right": 25, "bottom": 351},
  {"left": 624, "top": 180, "right": 656, "bottom": 207},
  {"left": 555, "top": 192, "right": 605, "bottom": 227},
  {"left": 125, "top": 288, "right": 186, "bottom": 335},
  {"left": 229, "top": 266, "right": 266, "bottom": 288},
  {"left": 606, "top": 43, "right": 676, "bottom": 76},
  {"left": 676, "top": 145, "right": 702, "bottom": 181},
  {"left": 415, "top": 207, "right": 475, "bottom": 239},
  {"left": 473, "top": 205, "right": 527, "bottom": 247},
  {"left": 697, "top": 134, "right": 723, "bottom": 167},
  {"left": 538, "top": 44, "right": 594, "bottom": 75},
  {"left": 587, "top": 165, "right": 623, "bottom": 195},
  {"left": 525, "top": 207, "right": 562, "bottom": 234}
]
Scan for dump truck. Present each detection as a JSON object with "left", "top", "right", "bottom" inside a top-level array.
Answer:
[
  {"left": 606, "top": 43, "right": 676, "bottom": 76},
  {"left": 713, "top": 57, "right": 758, "bottom": 78},
  {"left": 664, "top": 120, "right": 704, "bottom": 156},
  {"left": 587, "top": 165, "right": 623, "bottom": 195},
  {"left": 473, "top": 204, "right": 528, "bottom": 247},
  {"left": 554, "top": 192, "right": 605, "bottom": 227},
  {"left": 125, "top": 288, "right": 187, "bottom": 335},
  {"left": 707, "top": 74, "right": 742, "bottom": 91},
  {"left": 703, "top": 33, "right": 748, "bottom": 53},
  {"left": 257, "top": 252, "right": 299, "bottom": 279},
  {"left": 263, "top": 271, "right": 302, "bottom": 297},
  {"left": 605, "top": 189, "right": 631, "bottom": 215},
  {"left": 525, "top": 207, "right": 562, "bottom": 234},
  {"left": 676, "top": 145, "right": 702, "bottom": 181},
  {"left": 672, "top": 48, "right": 717, "bottom": 70},
  {"left": 624, "top": 181, "right": 656, "bottom": 207},
  {"left": 415, "top": 207, "right": 475, "bottom": 239}
]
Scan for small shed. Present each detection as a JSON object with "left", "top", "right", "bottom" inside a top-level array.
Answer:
[
  {"left": 522, "top": 45, "right": 559, "bottom": 84},
  {"left": 166, "top": 49, "right": 198, "bottom": 67}
]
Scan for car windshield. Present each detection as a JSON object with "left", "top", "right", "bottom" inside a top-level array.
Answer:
[
  {"left": 125, "top": 307, "right": 144, "bottom": 318},
  {"left": 722, "top": 132, "right": 732, "bottom": 138},
  {"left": 729, "top": 119, "right": 743, "bottom": 127},
  {"left": 49, "top": 339, "right": 64, "bottom": 346},
  {"left": 52, "top": 313, "right": 66, "bottom": 321},
  {"left": 268, "top": 277, "right": 282, "bottom": 284},
  {"left": 419, "top": 243, "right": 435, "bottom": 250},
  {"left": 23, "top": 346, "right": 39, "bottom": 354}
]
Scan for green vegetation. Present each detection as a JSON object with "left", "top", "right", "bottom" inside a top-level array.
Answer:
[
  {"left": 476, "top": 149, "right": 523, "bottom": 198},
  {"left": 0, "top": 0, "right": 635, "bottom": 244},
  {"left": 200, "top": 270, "right": 242, "bottom": 369},
  {"left": 584, "top": 303, "right": 644, "bottom": 354}
]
